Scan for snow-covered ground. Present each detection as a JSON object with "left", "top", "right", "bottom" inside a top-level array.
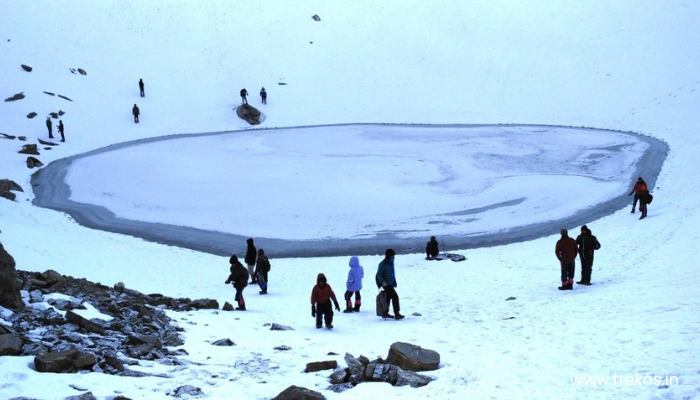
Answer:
[{"left": 1, "top": 1, "right": 699, "bottom": 399}]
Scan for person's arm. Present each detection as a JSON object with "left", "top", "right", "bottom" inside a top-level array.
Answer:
[
  {"left": 311, "top": 288, "right": 317, "bottom": 316},
  {"left": 330, "top": 289, "right": 340, "bottom": 311},
  {"left": 555, "top": 242, "right": 562, "bottom": 261}
]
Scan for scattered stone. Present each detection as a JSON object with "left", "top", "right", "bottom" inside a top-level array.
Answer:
[
  {"left": 212, "top": 338, "right": 235, "bottom": 346},
  {"left": 28, "top": 290, "right": 44, "bottom": 303},
  {"left": 270, "top": 323, "right": 294, "bottom": 331},
  {"left": 77, "top": 68, "right": 87, "bottom": 75},
  {"left": 0, "top": 179, "right": 23, "bottom": 201},
  {"left": 222, "top": 301, "right": 234, "bottom": 311},
  {"left": 0, "top": 133, "right": 17, "bottom": 140},
  {"left": 65, "top": 310, "right": 106, "bottom": 335},
  {"left": 18, "top": 144, "right": 39, "bottom": 155},
  {"left": 0, "top": 333, "right": 23, "bottom": 355},
  {"left": 5, "top": 92, "right": 25, "bottom": 102},
  {"left": 58, "top": 110, "right": 65, "bottom": 116},
  {"left": 69, "top": 384, "right": 88, "bottom": 391},
  {"left": 43, "top": 91, "right": 55, "bottom": 96},
  {"left": 278, "top": 82, "right": 287, "bottom": 85},
  {"left": 327, "top": 351, "right": 339, "bottom": 355},
  {"left": 505, "top": 296, "right": 516, "bottom": 301},
  {"left": 411, "top": 312, "right": 422, "bottom": 316},
  {"left": 21, "top": 64, "right": 32, "bottom": 72},
  {"left": 236, "top": 104, "right": 262, "bottom": 125},
  {"left": 18, "top": 136, "right": 27, "bottom": 141},
  {"left": 41, "top": 269, "right": 64, "bottom": 285},
  {"left": 274, "top": 345, "right": 292, "bottom": 351},
  {"left": 305, "top": 360, "right": 338, "bottom": 373},
  {"left": 329, "top": 367, "right": 348, "bottom": 384},
  {"left": 34, "top": 348, "right": 97, "bottom": 373},
  {"left": 38, "top": 139, "right": 58, "bottom": 146},
  {"left": 64, "top": 392, "right": 97, "bottom": 400},
  {"left": 57, "top": 94, "right": 73, "bottom": 102},
  {"left": 0, "top": 243, "right": 24, "bottom": 311},
  {"left": 502, "top": 316, "right": 516, "bottom": 320},
  {"left": 49, "top": 112, "right": 59, "bottom": 119},
  {"left": 170, "top": 385, "right": 203, "bottom": 398},
  {"left": 114, "top": 282, "right": 125, "bottom": 292},
  {"left": 386, "top": 342, "right": 440, "bottom": 371},
  {"left": 26, "top": 112, "right": 37, "bottom": 119},
  {"left": 188, "top": 298, "right": 219, "bottom": 310},
  {"left": 26, "top": 156, "right": 43, "bottom": 169},
  {"left": 272, "top": 385, "right": 325, "bottom": 400},
  {"left": 312, "top": 14, "right": 321, "bottom": 21},
  {"left": 327, "top": 383, "right": 353, "bottom": 393}
]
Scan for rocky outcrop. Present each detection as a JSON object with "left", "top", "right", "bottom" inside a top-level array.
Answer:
[
  {"left": 21, "top": 64, "right": 33, "bottom": 72},
  {"left": 26, "top": 156, "right": 43, "bottom": 168},
  {"left": 18, "top": 144, "right": 39, "bottom": 155},
  {"left": 236, "top": 104, "right": 262, "bottom": 125},
  {"left": 170, "top": 385, "right": 203, "bottom": 398},
  {"left": 0, "top": 243, "right": 24, "bottom": 311},
  {"left": 386, "top": 342, "right": 440, "bottom": 371},
  {"left": 188, "top": 298, "right": 219, "bottom": 309},
  {"left": 0, "top": 333, "right": 23, "bottom": 355},
  {"left": 34, "top": 348, "right": 97, "bottom": 373},
  {"left": 273, "top": 385, "right": 325, "bottom": 400},
  {"left": 0, "top": 179, "right": 23, "bottom": 201},
  {"left": 305, "top": 360, "right": 337, "bottom": 372},
  {"left": 326, "top": 352, "right": 434, "bottom": 392},
  {"left": 4, "top": 92, "right": 25, "bottom": 102},
  {"left": 26, "top": 112, "right": 37, "bottom": 119}
]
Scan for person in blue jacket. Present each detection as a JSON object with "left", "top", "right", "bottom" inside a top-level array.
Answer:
[
  {"left": 343, "top": 256, "right": 364, "bottom": 313},
  {"left": 375, "top": 249, "right": 404, "bottom": 320}
]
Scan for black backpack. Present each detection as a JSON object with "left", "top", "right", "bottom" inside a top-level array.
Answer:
[{"left": 647, "top": 193, "right": 654, "bottom": 204}]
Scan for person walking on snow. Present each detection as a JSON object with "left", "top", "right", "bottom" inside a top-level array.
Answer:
[
  {"left": 240, "top": 88, "right": 248, "bottom": 104},
  {"left": 224, "top": 255, "right": 249, "bottom": 310},
  {"left": 138, "top": 78, "right": 145, "bottom": 97},
  {"left": 575, "top": 225, "right": 601, "bottom": 285},
  {"left": 555, "top": 228, "right": 578, "bottom": 290},
  {"left": 57, "top": 120, "right": 65, "bottom": 142},
  {"left": 628, "top": 177, "right": 647, "bottom": 214},
  {"left": 260, "top": 87, "right": 267, "bottom": 104},
  {"left": 343, "top": 256, "right": 364, "bottom": 313},
  {"left": 132, "top": 104, "right": 140, "bottom": 123},
  {"left": 244, "top": 238, "right": 257, "bottom": 284},
  {"left": 255, "top": 248, "right": 270, "bottom": 294},
  {"left": 311, "top": 273, "right": 340, "bottom": 329},
  {"left": 425, "top": 236, "right": 439, "bottom": 259},
  {"left": 45, "top": 117, "right": 53, "bottom": 139},
  {"left": 376, "top": 248, "right": 404, "bottom": 319}
]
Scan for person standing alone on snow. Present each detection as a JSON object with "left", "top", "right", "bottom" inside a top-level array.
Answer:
[
  {"left": 132, "top": 104, "right": 140, "bottom": 123},
  {"left": 259, "top": 87, "right": 267, "bottom": 104},
  {"left": 57, "top": 120, "right": 65, "bottom": 142},
  {"left": 245, "top": 238, "right": 257, "bottom": 284},
  {"left": 45, "top": 117, "right": 53, "bottom": 139},
  {"left": 575, "top": 225, "right": 601, "bottom": 285},
  {"left": 425, "top": 236, "right": 439, "bottom": 259},
  {"left": 255, "top": 248, "right": 270, "bottom": 294},
  {"left": 376, "top": 248, "right": 404, "bottom": 319},
  {"left": 224, "top": 255, "right": 249, "bottom": 310},
  {"left": 555, "top": 228, "right": 578, "bottom": 290},
  {"left": 240, "top": 88, "right": 248, "bottom": 104},
  {"left": 138, "top": 78, "right": 145, "bottom": 97},
  {"left": 311, "top": 273, "right": 340, "bottom": 329},
  {"left": 343, "top": 256, "right": 364, "bottom": 313},
  {"left": 628, "top": 177, "right": 647, "bottom": 214}
]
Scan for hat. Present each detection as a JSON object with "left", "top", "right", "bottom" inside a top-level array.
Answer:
[{"left": 560, "top": 228, "right": 568, "bottom": 236}]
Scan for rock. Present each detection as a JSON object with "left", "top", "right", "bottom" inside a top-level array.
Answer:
[
  {"left": 0, "top": 243, "right": 24, "bottom": 311},
  {"left": 505, "top": 296, "right": 516, "bottom": 301},
  {"left": 49, "top": 112, "right": 59, "bottom": 119},
  {"left": 222, "top": 301, "right": 234, "bottom": 311},
  {"left": 170, "top": 385, "right": 203, "bottom": 397},
  {"left": 28, "top": 290, "right": 44, "bottom": 303},
  {"left": 38, "top": 139, "right": 58, "bottom": 146},
  {"left": 305, "top": 360, "right": 338, "bottom": 373},
  {"left": 128, "top": 333, "right": 162, "bottom": 349},
  {"left": 4, "top": 92, "right": 25, "bottom": 102},
  {"left": 357, "top": 355, "right": 370, "bottom": 365},
  {"left": 18, "top": 136, "right": 26, "bottom": 141},
  {"left": 329, "top": 367, "right": 348, "bottom": 384},
  {"left": 188, "top": 298, "right": 219, "bottom": 309},
  {"left": 272, "top": 385, "right": 325, "bottom": 400},
  {"left": 393, "top": 366, "right": 433, "bottom": 387},
  {"left": 327, "top": 383, "right": 353, "bottom": 393},
  {"left": 26, "top": 156, "right": 43, "bottom": 169},
  {"left": 386, "top": 342, "right": 440, "bottom": 371},
  {"left": 34, "top": 348, "right": 97, "bottom": 373},
  {"left": 57, "top": 94, "right": 73, "bottom": 102},
  {"left": 64, "top": 393, "right": 97, "bottom": 400},
  {"left": 114, "top": 282, "right": 125, "bottom": 292},
  {"left": 26, "top": 112, "right": 37, "bottom": 119},
  {"left": 77, "top": 68, "right": 87, "bottom": 75},
  {"left": 0, "top": 333, "right": 23, "bottom": 355},
  {"left": 274, "top": 345, "right": 292, "bottom": 351},
  {"left": 65, "top": 310, "right": 106, "bottom": 335},
  {"left": 58, "top": 110, "right": 65, "bottom": 116},
  {"left": 0, "top": 179, "right": 22, "bottom": 193},
  {"left": 270, "top": 323, "right": 294, "bottom": 331},
  {"left": 43, "top": 91, "right": 55, "bottom": 96},
  {"left": 18, "top": 144, "right": 39, "bottom": 155},
  {"left": 21, "top": 64, "right": 32, "bottom": 72},
  {"left": 211, "top": 338, "right": 235, "bottom": 346},
  {"left": 41, "top": 269, "right": 64, "bottom": 285},
  {"left": 129, "top": 343, "right": 154, "bottom": 358},
  {"left": 235, "top": 104, "right": 262, "bottom": 125},
  {"left": 312, "top": 14, "right": 321, "bottom": 21},
  {"left": 0, "top": 133, "right": 17, "bottom": 139},
  {"left": 0, "top": 191, "right": 16, "bottom": 201},
  {"left": 411, "top": 312, "right": 422, "bottom": 316}
]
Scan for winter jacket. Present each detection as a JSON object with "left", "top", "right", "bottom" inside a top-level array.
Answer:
[
  {"left": 376, "top": 258, "right": 397, "bottom": 288},
  {"left": 311, "top": 283, "right": 338, "bottom": 306},
  {"left": 132, "top": 105, "right": 140, "bottom": 116},
  {"left": 629, "top": 181, "right": 648, "bottom": 195},
  {"left": 255, "top": 254, "right": 271, "bottom": 275},
  {"left": 346, "top": 256, "right": 364, "bottom": 292},
  {"left": 245, "top": 243, "right": 257, "bottom": 265},
  {"left": 576, "top": 232, "right": 601, "bottom": 258},
  {"left": 225, "top": 261, "right": 249, "bottom": 289},
  {"left": 555, "top": 237, "right": 578, "bottom": 263},
  {"left": 240, "top": 89, "right": 248, "bottom": 97},
  {"left": 426, "top": 239, "right": 439, "bottom": 258}
]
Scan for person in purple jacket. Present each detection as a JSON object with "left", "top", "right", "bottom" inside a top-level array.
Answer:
[{"left": 343, "top": 256, "right": 364, "bottom": 313}]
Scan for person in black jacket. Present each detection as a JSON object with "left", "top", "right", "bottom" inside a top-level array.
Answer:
[
  {"left": 132, "top": 104, "right": 140, "bottom": 123},
  {"left": 240, "top": 88, "right": 248, "bottom": 104},
  {"left": 46, "top": 117, "right": 53, "bottom": 139},
  {"left": 138, "top": 78, "right": 145, "bottom": 97},
  {"left": 225, "top": 255, "right": 249, "bottom": 310},
  {"left": 260, "top": 87, "right": 267, "bottom": 104},
  {"left": 425, "top": 236, "right": 439, "bottom": 259},
  {"left": 575, "top": 225, "right": 601, "bottom": 285},
  {"left": 57, "top": 120, "right": 65, "bottom": 142},
  {"left": 244, "top": 238, "right": 257, "bottom": 284}
]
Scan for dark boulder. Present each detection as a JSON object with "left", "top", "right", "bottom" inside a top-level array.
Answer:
[
  {"left": 236, "top": 104, "right": 262, "bottom": 125},
  {"left": 270, "top": 323, "right": 294, "bottom": 331},
  {"left": 57, "top": 94, "right": 73, "bottom": 102},
  {"left": 18, "top": 144, "right": 39, "bottom": 155},
  {"left": 38, "top": 139, "right": 58, "bottom": 146},
  {"left": 0, "top": 243, "right": 24, "bottom": 311},
  {"left": 312, "top": 14, "right": 321, "bottom": 21},
  {"left": 4, "top": 92, "right": 25, "bottom": 102},
  {"left": 0, "top": 333, "right": 23, "bottom": 355},
  {"left": 65, "top": 392, "right": 97, "bottom": 400},
  {"left": 21, "top": 64, "right": 32, "bottom": 72},
  {"left": 305, "top": 360, "right": 337, "bottom": 372},
  {"left": 26, "top": 156, "right": 43, "bottom": 169},
  {"left": 273, "top": 385, "right": 325, "bottom": 400},
  {"left": 386, "top": 342, "right": 440, "bottom": 371},
  {"left": 65, "top": 310, "right": 106, "bottom": 335},
  {"left": 26, "top": 112, "right": 37, "bottom": 119},
  {"left": 188, "top": 298, "right": 219, "bottom": 309},
  {"left": 212, "top": 338, "right": 235, "bottom": 346},
  {"left": 77, "top": 68, "right": 87, "bottom": 76},
  {"left": 34, "top": 348, "right": 97, "bottom": 373},
  {"left": 222, "top": 301, "right": 234, "bottom": 311},
  {"left": 170, "top": 385, "right": 203, "bottom": 397}
]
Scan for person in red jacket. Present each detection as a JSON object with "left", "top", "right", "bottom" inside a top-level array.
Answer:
[
  {"left": 311, "top": 273, "right": 340, "bottom": 329},
  {"left": 555, "top": 228, "right": 578, "bottom": 290},
  {"left": 628, "top": 177, "right": 647, "bottom": 214}
]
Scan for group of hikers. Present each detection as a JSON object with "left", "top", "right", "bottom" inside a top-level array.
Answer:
[
  {"left": 240, "top": 87, "right": 267, "bottom": 105},
  {"left": 44, "top": 117, "right": 65, "bottom": 142}
]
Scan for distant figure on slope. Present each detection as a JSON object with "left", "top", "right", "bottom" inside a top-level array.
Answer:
[
  {"left": 45, "top": 117, "right": 53, "bottom": 139},
  {"left": 138, "top": 78, "right": 145, "bottom": 97},
  {"left": 343, "top": 256, "right": 364, "bottom": 313},
  {"left": 259, "top": 87, "right": 267, "bottom": 104},
  {"left": 240, "top": 88, "right": 248, "bottom": 104},
  {"left": 311, "top": 273, "right": 340, "bottom": 329},
  {"left": 132, "top": 104, "right": 140, "bottom": 123},
  {"left": 224, "top": 255, "right": 249, "bottom": 310},
  {"left": 376, "top": 248, "right": 404, "bottom": 319},
  {"left": 575, "top": 225, "right": 601, "bottom": 285},
  {"left": 255, "top": 248, "right": 270, "bottom": 295},
  {"left": 425, "top": 236, "right": 439, "bottom": 259},
  {"left": 555, "top": 228, "right": 578, "bottom": 290},
  {"left": 244, "top": 238, "right": 257, "bottom": 284},
  {"left": 628, "top": 177, "right": 647, "bottom": 214},
  {"left": 57, "top": 120, "right": 65, "bottom": 142}
]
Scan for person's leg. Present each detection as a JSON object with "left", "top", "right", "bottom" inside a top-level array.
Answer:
[
  {"left": 353, "top": 291, "right": 361, "bottom": 312},
  {"left": 315, "top": 305, "right": 322, "bottom": 328},
  {"left": 568, "top": 262, "right": 575, "bottom": 288},
  {"left": 258, "top": 273, "right": 267, "bottom": 293},
  {"left": 640, "top": 202, "right": 647, "bottom": 219},
  {"left": 632, "top": 194, "right": 639, "bottom": 212},
  {"left": 385, "top": 287, "right": 400, "bottom": 315},
  {"left": 324, "top": 304, "right": 334, "bottom": 328},
  {"left": 343, "top": 291, "right": 353, "bottom": 312}
]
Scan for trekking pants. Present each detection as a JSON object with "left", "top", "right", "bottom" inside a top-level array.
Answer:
[
  {"left": 580, "top": 255, "right": 593, "bottom": 283},
  {"left": 344, "top": 290, "right": 361, "bottom": 309},
  {"left": 560, "top": 261, "right": 575, "bottom": 283},
  {"left": 384, "top": 286, "right": 400, "bottom": 314},
  {"left": 316, "top": 301, "right": 333, "bottom": 328}
]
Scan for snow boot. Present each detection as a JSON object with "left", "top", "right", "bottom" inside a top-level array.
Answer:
[
  {"left": 353, "top": 304, "right": 361, "bottom": 312},
  {"left": 394, "top": 313, "right": 405, "bottom": 320},
  {"left": 259, "top": 290, "right": 267, "bottom": 295},
  {"left": 382, "top": 313, "right": 394, "bottom": 319},
  {"left": 343, "top": 308, "right": 354, "bottom": 313}
]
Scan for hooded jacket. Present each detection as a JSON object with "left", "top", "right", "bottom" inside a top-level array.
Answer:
[
  {"left": 346, "top": 256, "right": 364, "bottom": 292},
  {"left": 376, "top": 257, "right": 397, "bottom": 288}
]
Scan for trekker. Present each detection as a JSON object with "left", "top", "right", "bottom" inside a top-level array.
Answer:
[
  {"left": 555, "top": 228, "right": 578, "bottom": 290},
  {"left": 575, "top": 225, "right": 601, "bottom": 285},
  {"left": 628, "top": 177, "right": 647, "bottom": 214},
  {"left": 240, "top": 88, "right": 248, "bottom": 104},
  {"left": 425, "top": 236, "right": 439, "bottom": 259},
  {"left": 376, "top": 248, "right": 404, "bottom": 319},
  {"left": 45, "top": 117, "right": 53, "bottom": 139},
  {"left": 138, "top": 78, "right": 145, "bottom": 97},
  {"left": 343, "top": 256, "right": 364, "bottom": 313},
  {"left": 224, "top": 255, "right": 249, "bottom": 310},
  {"left": 57, "top": 120, "right": 65, "bottom": 142},
  {"left": 244, "top": 238, "right": 257, "bottom": 284},
  {"left": 255, "top": 248, "right": 270, "bottom": 294},
  {"left": 260, "top": 87, "right": 267, "bottom": 104},
  {"left": 132, "top": 104, "right": 140, "bottom": 123},
  {"left": 311, "top": 273, "right": 340, "bottom": 329}
]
